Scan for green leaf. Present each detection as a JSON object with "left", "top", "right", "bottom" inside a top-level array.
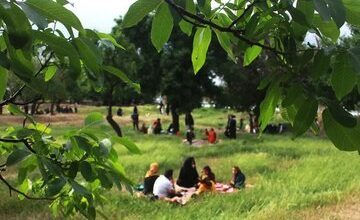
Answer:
[
  {"left": 325, "top": 0, "right": 346, "bottom": 28},
  {"left": 103, "top": 66, "right": 141, "bottom": 93},
  {"left": 293, "top": 97, "right": 318, "bottom": 137},
  {"left": 69, "top": 179, "right": 90, "bottom": 196},
  {"left": 323, "top": 109, "right": 360, "bottom": 151},
  {"left": 25, "top": 0, "right": 83, "bottom": 31},
  {"left": 17, "top": 2, "right": 48, "bottom": 29},
  {"left": 192, "top": 27, "right": 212, "bottom": 74},
  {"left": 313, "top": 0, "right": 331, "bottom": 21},
  {"left": 179, "top": 0, "right": 196, "bottom": 36},
  {"left": 97, "top": 32, "right": 125, "bottom": 50},
  {"left": 73, "top": 136, "right": 93, "bottom": 153},
  {"left": 151, "top": 3, "right": 173, "bottom": 52},
  {"left": 47, "top": 177, "right": 66, "bottom": 197},
  {"left": 84, "top": 112, "right": 104, "bottom": 127},
  {"left": 3, "top": 33, "right": 34, "bottom": 82},
  {"left": 348, "top": 47, "right": 360, "bottom": 73},
  {"left": 327, "top": 101, "right": 357, "bottom": 128},
  {"left": 244, "top": 43, "right": 263, "bottom": 66},
  {"left": 6, "top": 149, "right": 31, "bottom": 166},
  {"left": 343, "top": 0, "right": 360, "bottom": 26},
  {"left": 80, "top": 161, "right": 94, "bottom": 182},
  {"left": 297, "top": 0, "right": 315, "bottom": 24},
  {"left": 0, "top": 3, "right": 32, "bottom": 49},
  {"left": 73, "top": 37, "right": 102, "bottom": 74},
  {"left": 331, "top": 52, "right": 357, "bottom": 100},
  {"left": 259, "top": 83, "right": 282, "bottom": 131},
  {"left": 67, "top": 161, "right": 79, "bottom": 179},
  {"left": 96, "top": 169, "right": 113, "bottom": 189},
  {"left": 311, "top": 50, "right": 330, "bottom": 79},
  {"left": 0, "top": 66, "right": 8, "bottom": 100},
  {"left": 122, "top": 0, "right": 163, "bottom": 28},
  {"left": 44, "top": 66, "right": 57, "bottom": 82},
  {"left": 111, "top": 136, "right": 141, "bottom": 154},
  {"left": 214, "top": 30, "right": 236, "bottom": 62},
  {"left": 34, "top": 30, "right": 81, "bottom": 78},
  {"left": 312, "top": 15, "right": 339, "bottom": 42}
]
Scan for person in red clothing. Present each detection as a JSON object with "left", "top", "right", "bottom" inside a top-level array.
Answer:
[{"left": 207, "top": 128, "right": 217, "bottom": 144}]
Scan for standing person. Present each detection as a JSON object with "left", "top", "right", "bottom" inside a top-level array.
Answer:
[
  {"left": 229, "top": 166, "right": 246, "bottom": 189},
  {"left": 224, "top": 114, "right": 231, "bottom": 138},
  {"left": 176, "top": 157, "right": 199, "bottom": 188},
  {"left": 131, "top": 105, "right": 139, "bottom": 131},
  {"left": 207, "top": 128, "right": 217, "bottom": 144},
  {"left": 159, "top": 100, "right": 164, "bottom": 114},
  {"left": 229, "top": 115, "right": 237, "bottom": 139},
  {"left": 185, "top": 112, "right": 194, "bottom": 130},
  {"left": 186, "top": 128, "right": 195, "bottom": 145}
]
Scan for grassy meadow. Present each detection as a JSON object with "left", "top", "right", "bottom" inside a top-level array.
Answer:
[{"left": 0, "top": 105, "right": 360, "bottom": 219}]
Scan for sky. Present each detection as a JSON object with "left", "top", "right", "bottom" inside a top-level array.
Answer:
[{"left": 67, "top": 0, "right": 137, "bottom": 33}]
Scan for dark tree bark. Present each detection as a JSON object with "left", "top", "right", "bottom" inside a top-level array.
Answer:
[
  {"left": 0, "top": 106, "right": 2, "bottom": 115},
  {"left": 30, "top": 101, "right": 37, "bottom": 115},
  {"left": 106, "top": 86, "right": 122, "bottom": 137},
  {"left": 50, "top": 102, "right": 55, "bottom": 115}
]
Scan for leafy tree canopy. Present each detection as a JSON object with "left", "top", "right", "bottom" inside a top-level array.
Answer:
[{"left": 123, "top": 0, "right": 360, "bottom": 152}]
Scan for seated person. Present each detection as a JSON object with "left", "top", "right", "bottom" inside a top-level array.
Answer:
[
  {"left": 143, "top": 162, "right": 159, "bottom": 195},
  {"left": 207, "top": 128, "right": 217, "bottom": 144},
  {"left": 153, "top": 169, "right": 182, "bottom": 202},
  {"left": 140, "top": 123, "right": 147, "bottom": 134},
  {"left": 177, "top": 157, "right": 199, "bottom": 188},
  {"left": 153, "top": 118, "right": 162, "bottom": 134},
  {"left": 230, "top": 166, "right": 246, "bottom": 189},
  {"left": 196, "top": 165, "right": 216, "bottom": 194}
]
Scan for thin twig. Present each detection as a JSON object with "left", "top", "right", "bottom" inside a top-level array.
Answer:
[
  {"left": 0, "top": 174, "right": 55, "bottom": 201},
  {"left": 0, "top": 138, "right": 37, "bottom": 154}
]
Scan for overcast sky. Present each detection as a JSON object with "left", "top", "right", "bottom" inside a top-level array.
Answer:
[{"left": 67, "top": 0, "right": 137, "bottom": 33}]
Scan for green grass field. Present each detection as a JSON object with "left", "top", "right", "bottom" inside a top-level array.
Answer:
[{"left": 0, "top": 106, "right": 359, "bottom": 219}]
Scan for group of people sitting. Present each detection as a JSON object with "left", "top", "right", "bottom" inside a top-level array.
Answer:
[
  {"left": 140, "top": 118, "right": 163, "bottom": 134},
  {"left": 139, "top": 157, "right": 246, "bottom": 204}
]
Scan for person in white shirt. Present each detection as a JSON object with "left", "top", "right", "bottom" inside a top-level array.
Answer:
[{"left": 153, "top": 169, "right": 175, "bottom": 198}]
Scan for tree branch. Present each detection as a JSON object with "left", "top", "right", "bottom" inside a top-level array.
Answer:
[
  {"left": 0, "top": 138, "right": 37, "bottom": 154},
  {"left": 228, "top": 0, "right": 259, "bottom": 29},
  {"left": 0, "top": 174, "right": 55, "bottom": 201},
  {"left": 0, "top": 52, "right": 54, "bottom": 107},
  {"left": 164, "top": 0, "right": 285, "bottom": 55}
]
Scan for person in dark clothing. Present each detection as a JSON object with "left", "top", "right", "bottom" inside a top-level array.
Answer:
[
  {"left": 167, "top": 123, "right": 175, "bottom": 134},
  {"left": 186, "top": 129, "right": 195, "bottom": 145},
  {"left": 239, "top": 118, "right": 244, "bottom": 130},
  {"left": 153, "top": 118, "right": 162, "bottom": 134},
  {"left": 177, "top": 157, "right": 199, "bottom": 188},
  {"left": 224, "top": 114, "right": 231, "bottom": 137},
  {"left": 159, "top": 101, "right": 164, "bottom": 114},
  {"left": 230, "top": 166, "right": 246, "bottom": 189},
  {"left": 131, "top": 105, "right": 139, "bottom": 130},
  {"left": 117, "top": 107, "right": 123, "bottom": 116},
  {"left": 185, "top": 112, "right": 194, "bottom": 130},
  {"left": 229, "top": 115, "right": 237, "bottom": 139},
  {"left": 143, "top": 162, "right": 159, "bottom": 195}
]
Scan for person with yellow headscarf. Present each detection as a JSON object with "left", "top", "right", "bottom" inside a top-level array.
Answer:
[{"left": 143, "top": 162, "right": 159, "bottom": 195}]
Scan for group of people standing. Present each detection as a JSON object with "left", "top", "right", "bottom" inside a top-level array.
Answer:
[{"left": 141, "top": 157, "right": 246, "bottom": 203}]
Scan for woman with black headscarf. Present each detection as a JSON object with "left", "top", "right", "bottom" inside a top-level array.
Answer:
[{"left": 176, "top": 157, "right": 199, "bottom": 188}]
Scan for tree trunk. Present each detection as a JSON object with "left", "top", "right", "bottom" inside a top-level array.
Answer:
[
  {"left": 50, "top": 102, "right": 55, "bottom": 115},
  {"left": 30, "top": 101, "right": 37, "bottom": 115},
  {"left": 171, "top": 105, "right": 179, "bottom": 133},
  {"left": 0, "top": 106, "right": 2, "bottom": 115},
  {"left": 249, "top": 112, "right": 254, "bottom": 134},
  {"left": 106, "top": 86, "right": 122, "bottom": 137},
  {"left": 24, "top": 104, "right": 29, "bottom": 114}
]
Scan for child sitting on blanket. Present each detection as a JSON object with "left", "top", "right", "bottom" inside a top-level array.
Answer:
[
  {"left": 230, "top": 166, "right": 246, "bottom": 189},
  {"left": 196, "top": 165, "right": 216, "bottom": 194}
]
